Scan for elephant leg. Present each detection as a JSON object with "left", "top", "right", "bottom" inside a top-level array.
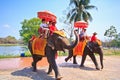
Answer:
[
  {"left": 50, "top": 57, "right": 62, "bottom": 79},
  {"left": 98, "top": 50, "right": 104, "bottom": 69},
  {"left": 47, "top": 54, "right": 61, "bottom": 79},
  {"left": 73, "top": 56, "right": 77, "bottom": 64},
  {"left": 32, "top": 54, "right": 42, "bottom": 72},
  {"left": 88, "top": 53, "right": 100, "bottom": 70},
  {"left": 80, "top": 52, "right": 87, "bottom": 67},
  {"left": 46, "top": 47, "right": 62, "bottom": 79},
  {"left": 47, "top": 64, "right": 53, "bottom": 75},
  {"left": 65, "top": 49, "right": 73, "bottom": 62}
]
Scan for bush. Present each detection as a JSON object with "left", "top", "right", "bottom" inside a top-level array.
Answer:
[
  {"left": 58, "top": 51, "right": 68, "bottom": 56},
  {"left": 24, "top": 51, "right": 32, "bottom": 57}
]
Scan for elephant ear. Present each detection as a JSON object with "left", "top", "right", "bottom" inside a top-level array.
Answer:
[
  {"left": 47, "top": 33, "right": 63, "bottom": 49},
  {"left": 47, "top": 35, "right": 56, "bottom": 49}
]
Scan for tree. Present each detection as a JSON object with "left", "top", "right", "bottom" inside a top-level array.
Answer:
[
  {"left": 60, "top": 0, "right": 97, "bottom": 41},
  {"left": 0, "top": 36, "right": 17, "bottom": 44},
  {"left": 104, "top": 25, "right": 120, "bottom": 48},
  {"left": 5, "top": 36, "right": 17, "bottom": 44},
  {"left": 116, "top": 33, "right": 120, "bottom": 41},
  {"left": 112, "top": 33, "right": 120, "bottom": 48},
  {"left": 19, "top": 18, "right": 41, "bottom": 43},
  {"left": 104, "top": 25, "right": 117, "bottom": 40},
  {"left": 67, "top": 0, "right": 97, "bottom": 23}
]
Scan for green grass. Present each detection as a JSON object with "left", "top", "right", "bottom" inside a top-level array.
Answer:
[
  {"left": 0, "top": 54, "right": 20, "bottom": 59},
  {"left": 58, "top": 51, "right": 68, "bottom": 56},
  {"left": 24, "top": 51, "right": 32, "bottom": 57},
  {"left": 103, "top": 48, "right": 120, "bottom": 56}
]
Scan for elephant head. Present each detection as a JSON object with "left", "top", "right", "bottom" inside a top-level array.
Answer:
[{"left": 47, "top": 30, "right": 79, "bottom": 52}]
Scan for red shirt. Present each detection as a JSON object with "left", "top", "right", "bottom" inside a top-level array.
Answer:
[
  {"left": 49, "top": 25, "right": 57, "bottom": 35},
  {"left": 91, "top": 35, "right": 97, "bottom": 42}
]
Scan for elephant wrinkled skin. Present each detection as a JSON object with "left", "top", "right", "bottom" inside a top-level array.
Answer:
[
  {"left": 28, "top": 30, "right": 78, "bottom": 80},
  {"left": 65, "top": 41, "right": 104, "bottom": 70}
]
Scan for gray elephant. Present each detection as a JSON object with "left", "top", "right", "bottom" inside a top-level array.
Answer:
[
  {"left": 28, "top": 30, "right": 78, "bottom": 80},
  {"left": 65, "top": 41, "right": 103, "bottom": 70}
]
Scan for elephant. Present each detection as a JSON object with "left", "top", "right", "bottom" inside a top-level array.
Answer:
[
  {"left": 65, "top": 41, "right": 103, "bottom": 70},
  {"left": 28, "top": 30, "right": 78, "bottom": 80}
]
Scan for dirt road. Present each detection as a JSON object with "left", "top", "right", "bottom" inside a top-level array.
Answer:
[{"left": 0, "top": 56, "right": 120, "bottom": 80}]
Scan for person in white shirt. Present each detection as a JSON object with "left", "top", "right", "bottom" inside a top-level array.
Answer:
[
  {"left": 40, "top": 19, "right": 49, "bottom": 38},
  {"left": 79, "top": 28, "right": 87, "bottom": 41}
]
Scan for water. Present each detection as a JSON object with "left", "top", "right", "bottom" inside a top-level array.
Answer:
[{"left": 0, "top": 46, "right": 28, "bottom": 56}]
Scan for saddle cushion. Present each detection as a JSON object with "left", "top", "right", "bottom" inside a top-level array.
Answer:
[
  {"left": 96, "top": 39, "right": 102, "bottom": 46},
  {"left": 73, "top": 40, "right": 87, "bottom": 56},
  {"left": 32, "top": 37, "right": 47, "bottom": 56},
  {"left": 53, "top": 30, "right": 66, "bottom": 37}
]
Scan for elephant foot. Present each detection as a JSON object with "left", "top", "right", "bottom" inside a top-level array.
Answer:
[
  {"left": 80, "top": 65, "right": 85, "bottom": 67},
  {"left": 96, "top": 66, "right": 100, "bottom": 70},
  {"left": 65, "top": 58, "right": 68, "bottom": 62},
  {"left": 32, "top": 62, "right": 37, "bottom": 72},
  {"left": 73, "top": 61, "right": 77, "bottom": 64},
  {"left": 101, "top": 66, "right": 103, "bottom": 69},
  {"left": 56, "top": 75, "right": 63, "bottom": 80},
  {"left": 47, "top": 71, "right": 53, "bottom": 76},
  {"left": 32, "top": 69, "right": 37, "bottom": 72}
]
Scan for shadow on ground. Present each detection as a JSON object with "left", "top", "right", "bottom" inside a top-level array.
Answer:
[
  {"left": 11, "top": 67, "right": 55, "bottom": 80},
  {"left": 59, "top": 62, "right": 96, "bottom": 71}
]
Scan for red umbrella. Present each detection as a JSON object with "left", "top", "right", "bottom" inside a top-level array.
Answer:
[
  {"left": 37, "top": 10, "right": 57, "bottom": 22},
  {"left": 74, "top": 21, "right": 88, "bottom": 28}
]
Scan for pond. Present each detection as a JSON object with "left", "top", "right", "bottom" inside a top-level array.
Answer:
[{"left": 0, "top": 46, "right": 28, "bottom": 56}]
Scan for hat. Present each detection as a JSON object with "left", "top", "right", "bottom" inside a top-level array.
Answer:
[
  {"left": 93, "top": 32, "right": 97, "bottom": 35},
  {"left": 49, "top": 21, "right": 52, "bottom": 24},
  {"left": 42, "top": 19, "right": 45, "bottom": 22}
]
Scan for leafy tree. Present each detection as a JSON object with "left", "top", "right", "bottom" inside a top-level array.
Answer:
[
  {"left": 0, "top": 36, "right": 17, "bottom": 44},
  {"left": 113, "top": 33, "right": 120, "bottom": 48},
  {"left": 104, "top": 25, "right": 117, "bottom": 40},
  {"left": 116, "top": 33, "right": 120, "bottom": 41},
  {"left": 67, "top": 0, "right": 97, "bottom": 23},
  {"left": 5, "top": 36, "right": 17, "bottom": 43},
  {"left": 60, "top": 0, "right": 97, "bottom": 41},
  {"left": 19, "top": 18, "right": 41, "bottom": 43},
  {"left": 104, "top": 25, "right": 120, "bottom": 48}
]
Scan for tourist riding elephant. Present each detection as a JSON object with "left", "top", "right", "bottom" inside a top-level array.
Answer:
[
  {"left": 28, "top": 30, "right": 78, "bottom": 80},
  {"left": 65, "top": 41, "right": 103, "bottom": 70}
]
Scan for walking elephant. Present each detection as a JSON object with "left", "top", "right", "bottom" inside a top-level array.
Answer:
[
  {"left": 28, "top": 30, "right": 78, "bottom": 80},
  {"left": 65, "top": 41, "right": 103, "bottom": 70}
]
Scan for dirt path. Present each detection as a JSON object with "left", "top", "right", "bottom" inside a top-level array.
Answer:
[{"left": 0, "top": 56, "right": 120, "bottom": 80}]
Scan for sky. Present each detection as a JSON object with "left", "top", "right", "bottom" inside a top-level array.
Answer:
[{"left": 0, "top": 0, "right": 120, "bottom": 41}]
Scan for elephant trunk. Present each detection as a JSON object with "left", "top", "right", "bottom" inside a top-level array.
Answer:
[{"left": 64, "top": 30, "right": 79, "bottom": 50}]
